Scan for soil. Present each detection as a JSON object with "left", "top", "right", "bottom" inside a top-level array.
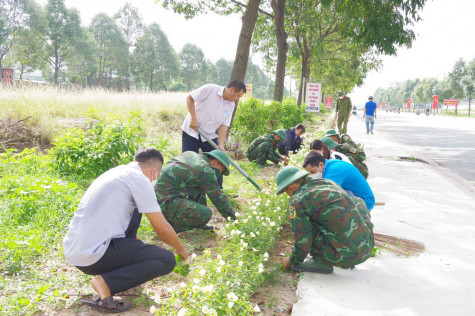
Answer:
[{"left": 0, "top": 118, "right": 51, "bottom": 152}]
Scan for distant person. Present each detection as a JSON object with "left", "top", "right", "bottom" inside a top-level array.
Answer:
[
  {"left": 335, "top": 91, "right": 353, "bottom": 134},
  {"left": 182, "top": 79, "right": 246, "bottom": 186},
  {"left": 278, "top": 124, "right": 306, "bottom": 156},
  {"left": 63, "top": 148, "right": 189, "bottom": 313},
  {"left": 246, "top": 130, "right": 288, "bottom": 167},
  {"left": 363, "top": 96, "right": 377, "bottom": 135},
  {"left": 275, "top": 166, "right": 374, "bottom": 273},
  {"left": 302, "top": 152, "right": 375, "bottom": 210}
]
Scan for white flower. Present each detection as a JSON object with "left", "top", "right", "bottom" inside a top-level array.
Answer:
[
  {"left": 250, "top": 232, "right": 256, "bottom": 238},
  {"left": 243, "top": 219, "right": 249, "bottom": 223},
  {"left": 256, "top": 202, "right": 261, "bottom": 206},
  {"left": 262, "top": 222, "right": 267, "bottom": 227},
  {"left": 235, "top": 212, "right": 240, "bottom": 217},
  {"left": 254, "top": 305, "right": 261, "bottom": 313},
  {"left": 238, "top": 261, "right": 243, "bottom": 266},
  {"left": 264, "top": 252, "right": 269, "bottom": 258},
  {"left": 227, "top": 292, "right": 238, "bottom": 301},
  {"left": 217, "top": 254, "right": 222, "bottom": 260},
  {"left": 202, "top": 284, "right": 214, "bottom": 293},
  {"left": 241, "top": 233, "right": 245, "bottom": 238},
  {"left": 227, "top": 216, "right": 231, "bottom": 221},
  {"left": 199, "top": 269, "right": 206, "bottom": 276},
  {"left": 233, "top": 219, "right": 239, "bottom": 225},
  {"left": 251, "top": 206, "right": 257, "bottom": 210},
  {"left": 192, "top": 285, "right": 201, "bottom": 292},
  {"left": 256, "top": 231, "right": 260, "bottom": 235},
  {"left": 179, "top": 282, "right": 186, "bottom": 288},
  {"left": 252, "top": 210, "right": 257, "bottom": 214},
  {"left": 177, "top": 308, "right": 187, "bottom": 316},
  {"left": 150, "top": 305, "right": 158, "bottom": 314},
  {"left": 202, "top": 306, "right": 209, "bottom": 314},
  {"left": 219, "top": 259, "right": 225, "bottom": 266},
  {"left": 277, "top": 207, "right": 281, "bottom": 210},
  {"left": 270, "top": 221, "right": 276, "bottom": 227},
  {"left": 151, "top": 294, "right": 161, "bottom": 304},
  {"left": 252, "top": 247, "right": 258, "bottom": 252},
  {"left": 193, "top": 278, "right": 200, "bottom": 284},
  {"left": 266, "top": 217, "right": 271, "bottom": 222},
  {"left": 207, "top": 308, "right": 217, "bottom": 316},
  {"left": 217, "top": 266, "right": 222, "bottom": 273},
  {"left": 228, "top": 301, "right": 234, "bottom": 308},
  {"left": 231, "top": 229, "right": 236, "bottom": 236},
  {"left": 258, "top": 266, "right": 264, "bottom": 273},
  {"left": 191, "top": 253, "right": 197, "bottom": 259},
  {"left": 243, "top": 242, "right": 248, "bottom": 248}
]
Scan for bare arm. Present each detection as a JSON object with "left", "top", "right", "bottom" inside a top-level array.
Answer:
[
  {"left": 217, "top": 125, "right": 228, "bottom": 152},
  {"left": 146, "top": 212, "right": 189, "bottom": 260},
  {"left": 186, "top": 95, "right": 198, "bottom": 130},
  {"left": 374, "top": 108, "right": 377, "bottom": 118}
]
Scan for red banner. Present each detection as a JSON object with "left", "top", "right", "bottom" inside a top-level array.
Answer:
[
  {"left": 383, "top": 102, "right": 386, "bottom": 109},
  {"left": 432, "top": 95, "right": 439, "bottom": 109},
  {"left": 0, "top": 68, "right": 13, "bottom": 85},
  {"left": 407, "top": 98, "right": 411, "bottom": 109},
  {"left": 325, "top": 96, "right": 333, "bottom": 109},
  {"left": 444, "top": 99, "right": 458, "bottom": 106}
]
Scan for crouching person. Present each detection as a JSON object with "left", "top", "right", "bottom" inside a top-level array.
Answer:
[
  {"left": 63, "top": 148, "right": 189, "bottom": 313},
  {"left": 155, "top": 150, "right": 235, "bottom": 233},
  {"left": 246, "top": 129, "right": 288, "bottom": 167},
  {"left": 275, "top": 166, "right": 374, "bottom": 273}
]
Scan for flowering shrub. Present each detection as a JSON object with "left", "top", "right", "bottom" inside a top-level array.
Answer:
[{"left": 153, "top": 182, "right": 288, "bottom": 315}]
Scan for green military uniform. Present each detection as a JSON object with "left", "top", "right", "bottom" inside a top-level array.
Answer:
[
  {"left": 335, "top": 134, "right": 368, "bottom": 179},
  {"left": 155, "top": 151, "right": 235, "bottom": 233},
  {"left": 336, "top": 96, "right": 352, "bottom": 134},
  {"left": 246, "top": 133, "right": 282, "bottom": 166},
  {"left": 287, "top": 177, "right": 374, "bottom": 268}
]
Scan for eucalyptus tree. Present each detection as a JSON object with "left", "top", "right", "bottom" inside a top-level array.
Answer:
[
  {"left": 179, "top": 43, "right": 207, "bottom": 91},
  {"left": 0, "top": 0, "right": 30, "bottom": 68},
  {"left": 131, "top": 23, "right": 178, "bottom": 91},
  {"left": 89, "top": 13, "right": 128, "bottom": 88},
  {"left": 462, "top": 59, "right": 474, "bottom": 114},
  {"left": 43, "top": 0, "right": 85, "bottom": 84},
  {"left": 215, "top": 58, "right": 233, "bottom": 86},
  {"left": 114, "top": 2, "right": 144, "bottom": 90}
]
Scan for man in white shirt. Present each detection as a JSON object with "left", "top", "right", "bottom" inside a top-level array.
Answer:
[
  {"left": 182, "top": 79, "right": 246, "bottom": 187},
  {"left": 63, "top": 148, "right": 189, "bottom": 313}
]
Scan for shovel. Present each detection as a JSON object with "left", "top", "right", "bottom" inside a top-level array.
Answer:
[{"left": 197, "top": 127, "right": 261, "bottom": 191}]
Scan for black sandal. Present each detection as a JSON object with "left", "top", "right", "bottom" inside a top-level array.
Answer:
[{"left": 81, "top": 296, "right": 132, "bottom": 313}]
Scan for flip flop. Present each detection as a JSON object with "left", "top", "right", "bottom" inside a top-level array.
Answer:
[{"left": 81, "top": 296, "right": 132, "bottom": 313}]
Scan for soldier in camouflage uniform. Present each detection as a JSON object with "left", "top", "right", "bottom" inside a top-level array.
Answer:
[
  {"left": 155, "top": 150, "right": 235, "bottom": 233},
  {"left": 325, "top": 129, "right": 369, "bottom": 179},
  {"left": 275, "top": 166, "right": 374, "bottom": 273},
  {"left": 335, "top": 92, "right": 353, "bottom": 134},
  {"left": 246, "top": 129, "right": 288, "bottom": 167}
]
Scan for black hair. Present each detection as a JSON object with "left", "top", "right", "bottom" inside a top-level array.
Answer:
[
  {"left": 295, "top": 124, "right": 305, "bottom": 133},
  {"left": 310, "top": 140, "right": 323, "bottom": 150},
  {"left": 227, "top": 79, "right": 246, "bottom": 93},
  {"left": 134, "top": 148, "right": 164, "bottom": 165},
  {"left": 302, "top": 152, "right": 325, "bottom": 168}
]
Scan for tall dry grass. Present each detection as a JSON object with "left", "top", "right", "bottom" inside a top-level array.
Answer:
[{"left": 0, "top": 86, "right": 189, "bottom": 147}]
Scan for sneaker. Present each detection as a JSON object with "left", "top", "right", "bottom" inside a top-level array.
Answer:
[
  {"left": 291, "top": 257, "right": 333, "bottom": 273},
  {"left": 370, "top": 129, "right": 373, "bottom": 134},
  {"left": 366, "top": 132, "right": 369, "bottom": 135}
]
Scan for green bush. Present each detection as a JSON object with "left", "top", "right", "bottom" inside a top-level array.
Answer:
[
  {"left": 232, "top": 97, "right": 307, "bottom": 144},
  {"left": 49, "top": 112, "right": 145, "bottom": 180},
  {"left": 169, "top": 82, "right": 187, "bottom": 92}
]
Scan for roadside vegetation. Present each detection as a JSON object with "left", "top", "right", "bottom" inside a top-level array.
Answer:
[{"left": 0, "top": 88, "right": 330, "bottom": 315}]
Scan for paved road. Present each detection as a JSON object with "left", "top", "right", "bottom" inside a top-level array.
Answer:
[{"left": 355, "top": 110, "right": 475, "bottom": 183}]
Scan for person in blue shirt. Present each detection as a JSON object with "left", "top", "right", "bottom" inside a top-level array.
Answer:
[
  {"left": 302, "top": 152, "right": 375, "bottom": 211},
  {"left": 278, "top": 124, "right": 306, "bottom": 156},
  {"left": 364, "top": 96, "right": 378, "bottom": 135}
]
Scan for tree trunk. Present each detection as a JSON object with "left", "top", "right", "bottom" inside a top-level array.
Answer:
[
  {"left": 228, "top": 0, "right": 261, "bottom": 131},
  {"left": 297, "top": 52, "right": 310, "bottom": 106},
  {"left": 272, "top": 0, "right": 287, "bottom": 102},
  {"left": 149, "top": 72, "right": 153, "bottom": 92},
  {"left": 469, "top": 98, "right": 471, "bottom": 116}
]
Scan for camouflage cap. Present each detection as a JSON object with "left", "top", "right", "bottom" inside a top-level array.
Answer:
[
  {"left": 324, "top": 129, "right": 339, "bottom": 137},
  {"left": 337, "top": 91, "right": 345, "bottom": 97},
  {"left": 203, "top": 150, "right": 231, "bottom": 176},
  {"left": 273, "top": 129, "right": 287, "bottom": 141},
  {"left": 275, "top": 166, "right": 309, "bottom": 195},
  {"left": 321, "top": 136, "right": 338, "bottom": 149}
]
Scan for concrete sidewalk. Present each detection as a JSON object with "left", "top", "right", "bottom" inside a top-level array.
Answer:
[{"left": 292, "top": 115, "right": 475, "bottom": 315}]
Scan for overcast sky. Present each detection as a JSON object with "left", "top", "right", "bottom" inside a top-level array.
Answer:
[{"left": 40, "top": 0, "right": 475, "bottom": 102}]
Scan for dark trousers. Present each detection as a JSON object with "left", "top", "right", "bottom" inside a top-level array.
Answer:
[
  {"left": 76, "top": 209, "right": 176, "bottom": 296},
  {"left": 182, "top": 131, "right": 223, "bottom": 188}
]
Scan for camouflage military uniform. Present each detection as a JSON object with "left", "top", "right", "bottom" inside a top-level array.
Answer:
[
  {"left": 246, "top": 134, "right": 281, "bottom": 166},
  {"left": 336, "top": 96, "right": 352, "bottom": 134},
  {"left": 155, "top": 151, "right": 235, "bottom": 232},
  {"left": 335, "top": 134, "right": 368, "bottom": 179},
  {"left": 287, "top": 177, "right": 374, "bottom": 268}
]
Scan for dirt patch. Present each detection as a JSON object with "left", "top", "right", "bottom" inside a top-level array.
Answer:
[
  {"left": 249, "top": 222, "right": 299, "bottom": 315},
  {"left": 0, "top": 117, "right": 50, "bottom": 152}
]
